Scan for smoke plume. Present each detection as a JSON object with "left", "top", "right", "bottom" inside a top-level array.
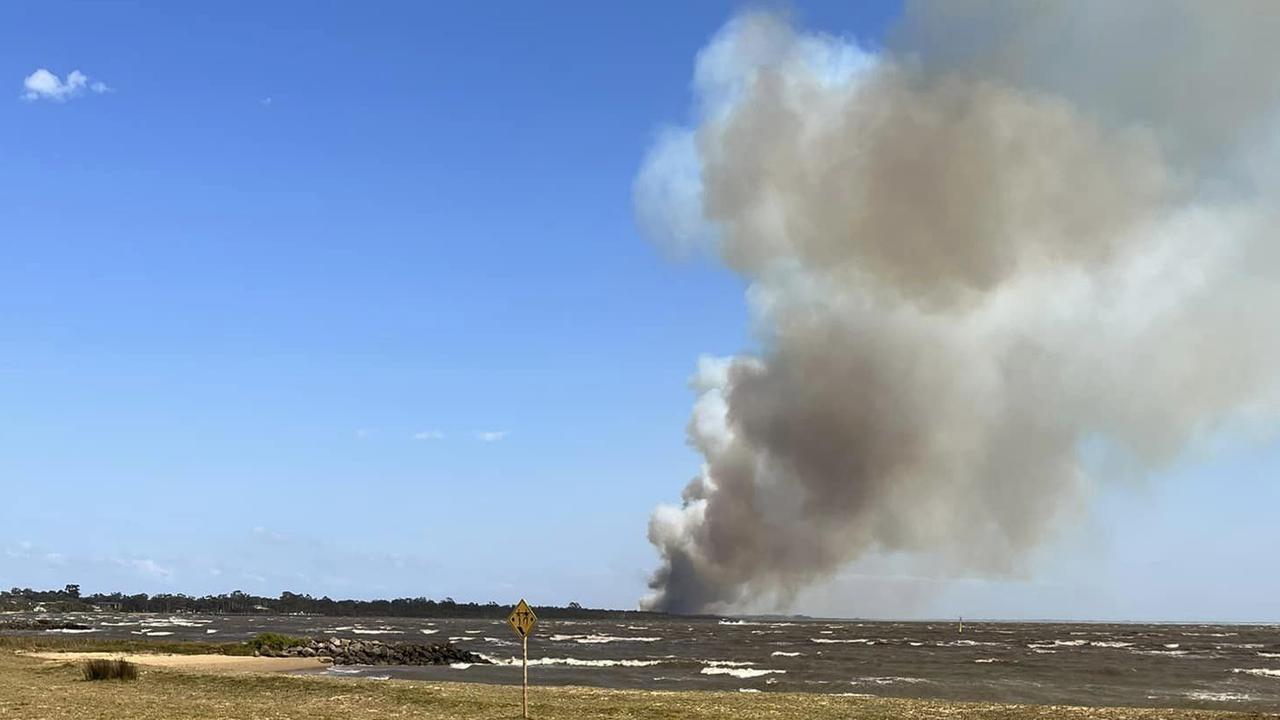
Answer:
[{"left": 635, "top": 3, "right": 1280, "bottom": 614}]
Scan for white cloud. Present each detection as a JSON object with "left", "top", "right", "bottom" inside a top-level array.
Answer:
[
  {"left": 413, "top": 430, "right": 444, "bottom": 441},
  {"left": 4, "top": 540, "right": 36, "bottom": 559},
  {"left": 21, "top": 68, "right": 110, "bottom": 102},
  {"left": 354, "top": 428, "right": 374, "bottom": 438},
  {"left": 116, "top": 558, "right": 171, "bottom": 578},
  {"left": 476, "top": 430, "right": 508, "bottom": 442},
  {"left": 251, "top": 526, "right": 288, "bottom": 543}
]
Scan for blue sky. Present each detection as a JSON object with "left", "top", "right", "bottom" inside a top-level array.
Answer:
[{"left": 2, "top": 1, "right": 1276, "bottom": 620}]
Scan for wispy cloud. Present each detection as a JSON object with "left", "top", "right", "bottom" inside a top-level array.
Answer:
[
  {"left": 115, "top": 558, "right": 172, "bottom": 578},
  {"left": 413, "top": 430, "right": 444, "bottom": 441},
  {"left": 251, "top": 526, "right": 289, "bottom": 543},
  {"left": 4, "top": 541, "right": 33, "bottom": 559},
  {"left": 260, "top": 97, "right": 273, "bottom": 106},
  {"left": 354, "top": 428, "right": 375, "bottom": 439},
  {"left": 476, "top": 430, "right": 508, "bottom": 442},
  {"left": 21, "top": 68, "right": 111, "bottom": 102}
]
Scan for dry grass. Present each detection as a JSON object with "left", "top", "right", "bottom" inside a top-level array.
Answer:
[
  {"left": 0, "top": 634, "right": 250, "bottom": 656},
  {"left": 81, "top": 658, "right": 138, "bottom": 681},
  {"left": 1, "top": 649, "right": 1274, "bottom": 720}
]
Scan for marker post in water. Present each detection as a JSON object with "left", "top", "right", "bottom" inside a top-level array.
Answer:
[{"left": 506, "top": 599, "right": 538, "bottom": 719}]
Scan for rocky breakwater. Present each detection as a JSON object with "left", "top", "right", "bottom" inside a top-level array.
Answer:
[
  {"left": 265, "top": 637, "right": 490, "bottom": 667},
  {"left": 0, "top": 618, "right": 92, "bottom": 631}
]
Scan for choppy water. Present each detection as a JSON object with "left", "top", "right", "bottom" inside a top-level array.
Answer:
[{"left": 7, "top": 612, "right": 1280, "bottom": 711}]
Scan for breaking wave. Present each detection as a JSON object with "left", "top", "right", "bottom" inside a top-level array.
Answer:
[{"left": 701, "top": 667, "right": 785, "bottom": 679}]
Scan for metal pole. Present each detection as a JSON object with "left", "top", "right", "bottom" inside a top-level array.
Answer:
[{"left": 522, "top": 633, "right": 529, "bottom": 719}]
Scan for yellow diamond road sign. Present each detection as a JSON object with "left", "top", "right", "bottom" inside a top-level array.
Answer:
[{"left": 507, "top": 599, "right": 537, "bottom": 638}]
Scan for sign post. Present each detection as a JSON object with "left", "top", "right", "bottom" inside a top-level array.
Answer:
[{"left": 506, "top": 599, "right": 538, "bottom": 719}]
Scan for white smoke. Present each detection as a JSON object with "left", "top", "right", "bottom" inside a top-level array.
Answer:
[{"left": 635, "top": 6, "right": 1280, "bottom": 614}]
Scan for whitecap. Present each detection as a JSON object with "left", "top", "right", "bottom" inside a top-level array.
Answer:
[
  {"left": 852, "top": 676, "right": 928, "bottom": 685},
  {"left": 1233, "top": 668, "right": 1280, "bottom": 679},
  {"left": 738, "top": 688, "right": 761, "bottom": 693},
  {"left": 45, "top": 628, "right": 98, "bottom": 634},
  {"left": 142, "top": 618, "right": 209, "bottom": 628},
  {"left": 206, "top": 629, "right": 218, "bottom": 634},
  {"left": 1187, "top": 691, "right": 1251, "bottom": 701},
  {"left": 352, "top": 629, "right": 397, "bottom": 635},
  {"left": 974, "top": 658, "right": 1001, "bottom": 663},
  {"left": 548, "top": 634, "right": 662, "bottom": 644},
  {"left": 811, "top": 638, "right": 871, "bottom": 644},
  {"left": 1028, "top": 640, "right": 1083, "bottom": 649},
  {"left": 481, "top": 655, "right": 666, "bottom": 668},
  {"left": 701, "top": 667, "right": 785, "bottom": 679},
  {"left": 419, "top": 629, "right": 439, "bottom": 635},
  {"left": 771, "top": 651, "right": 802, "bottom": 657}
]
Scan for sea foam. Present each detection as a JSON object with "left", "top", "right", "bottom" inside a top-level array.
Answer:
[{"left": 701, "top": 667, "right": 785, "bottom": 679}]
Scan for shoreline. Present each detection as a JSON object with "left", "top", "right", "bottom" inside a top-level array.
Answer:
[{"left": 11, "top": 650, "right": 1277, "bottom": 718}]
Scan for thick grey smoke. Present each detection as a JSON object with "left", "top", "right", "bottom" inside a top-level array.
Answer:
[{"left": 635, "top": 4, "right": 1280, "bottom": 614}]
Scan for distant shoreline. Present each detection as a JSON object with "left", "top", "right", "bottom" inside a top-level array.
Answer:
[{"left": 1, "top": 586, "right": 696, "bottom": 621}]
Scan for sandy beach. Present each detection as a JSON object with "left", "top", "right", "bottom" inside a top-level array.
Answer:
[{"left": 23, "top": 650, "right": 329, "bottom": 673}]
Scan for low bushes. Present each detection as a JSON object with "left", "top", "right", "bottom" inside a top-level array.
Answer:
[{"left": 246, "top": 633, "right": 309, "bottom": 654}]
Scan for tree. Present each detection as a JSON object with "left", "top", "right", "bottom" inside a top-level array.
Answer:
[{"left": 63, "top": 584, "right": 81, "bottom": 599}]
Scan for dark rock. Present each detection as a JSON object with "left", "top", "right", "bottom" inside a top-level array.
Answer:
[
  {"left": 285, "top": 637, "right": 489, "bottom": 667},
  {"left": 0, "top": 618, "right": 93, "bottom": 632}
]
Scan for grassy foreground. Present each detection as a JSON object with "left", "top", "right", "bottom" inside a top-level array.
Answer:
[{"left": 1, "top": 649, "right": 1275, "bottom": 720}]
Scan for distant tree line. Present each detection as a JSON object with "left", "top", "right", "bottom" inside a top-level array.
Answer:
[{"left": 0, "top": 586, "right": 671, "bottom": 619}]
